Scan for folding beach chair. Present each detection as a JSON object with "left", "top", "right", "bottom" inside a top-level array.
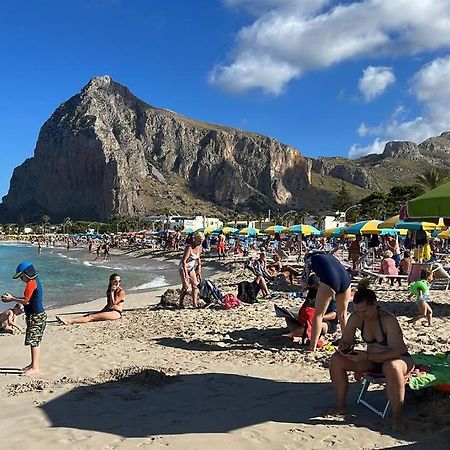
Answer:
[{"left": 356, "top": 373, "right": 390, "bottom": 418}]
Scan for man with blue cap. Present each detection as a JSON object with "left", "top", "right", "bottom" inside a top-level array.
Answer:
[{"left": 2, "top": 261, "right": 46, "bottom": 376}]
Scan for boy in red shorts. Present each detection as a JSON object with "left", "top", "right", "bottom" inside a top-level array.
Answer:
[{"left": 2, "top": 262, "right": 46, "bottom": 376}]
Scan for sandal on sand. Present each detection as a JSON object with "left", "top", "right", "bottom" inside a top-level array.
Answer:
[{"left": 55, "top": 315, "right": 68, "bottom": 325}]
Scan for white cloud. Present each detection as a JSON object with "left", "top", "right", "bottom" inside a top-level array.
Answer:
[
  {"left": 349, "top": 138, "right": 387, "bottom": 159},
  {"left": 213, "top": 0, "right": 450, "bottom": 94},
  {"left": 358, "top": 66, "right": 395, "bottom": 101},
  {"left": 349, "top": 54, "right": 450, "bottom": 158}
]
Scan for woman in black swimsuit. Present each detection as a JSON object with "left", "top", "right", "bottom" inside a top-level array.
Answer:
[
  {"left": 328, "top": 286, "right": 414, "bottom": 431},
  {"left": 56, "top": 274, "right": 125, "bottom": 324},
  {"left": 303, "top": 251, "right": 352, "bottom": 351}
]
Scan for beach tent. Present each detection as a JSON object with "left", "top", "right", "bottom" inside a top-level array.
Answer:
[
  {"left": 345, "top": 220, "right": 382, "bottom": 235},
  {"left": 289, "top": 224, "right": 320, "bottom": 236},
  {"left": 264, "top": 225, "right": 289, "bottom": 234},
  {"left": 407, "top": 182, "right": 450, "bottom": 219}
]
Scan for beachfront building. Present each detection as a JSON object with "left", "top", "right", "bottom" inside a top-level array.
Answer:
[{"left": 144, "top": 215, "right": 223, "bottom": 231}]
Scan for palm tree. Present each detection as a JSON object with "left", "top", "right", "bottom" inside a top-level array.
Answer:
[
  {"left": 313, "top": 215, "right": 325, "bottom": 230},
  {"left": 415, "top": 167, "right": 449, "bottom": 191},
  {"left": 63, "top": 217, "right": 72, "bottom": 235},
  {"left": 41, "top": 215, "right": 51, "bottom": 234}
]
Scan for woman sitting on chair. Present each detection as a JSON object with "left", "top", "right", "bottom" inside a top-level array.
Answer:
[{"left": 328, "top": 284, "right": 414, "bottom": 432}]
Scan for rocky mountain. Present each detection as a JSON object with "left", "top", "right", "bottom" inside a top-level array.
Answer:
[
  {"left": 0, "top": 76, "right": 312, "bottom": 221},
  {"left": 1, "top": 75, "right": 450, "bottom": 222}
]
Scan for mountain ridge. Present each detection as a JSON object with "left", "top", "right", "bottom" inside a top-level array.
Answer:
[{"left": 1, "top": 75, "right": 449, "bottom": 222}]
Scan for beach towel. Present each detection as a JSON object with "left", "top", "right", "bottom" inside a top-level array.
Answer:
[{"left": 409, "top": 353, "right": 450, "bottom": 390}]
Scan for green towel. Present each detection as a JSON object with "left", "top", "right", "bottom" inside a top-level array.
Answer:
[{"left": 409, "top": 353, "right": 450, "bottom": 390}]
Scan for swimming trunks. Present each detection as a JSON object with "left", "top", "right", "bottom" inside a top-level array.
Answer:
[{"left": 25, "top": 311, "right": 47, "bottom": 347}]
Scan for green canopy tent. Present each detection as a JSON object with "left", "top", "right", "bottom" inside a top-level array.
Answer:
[{"left": 407, "top": 182, "right": 450, "bottom": 219}]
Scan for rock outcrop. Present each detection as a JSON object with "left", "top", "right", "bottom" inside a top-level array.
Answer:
[
  {"left": 381, "top": 141, "right": 422, "bottom": 160},
  {"left": 1, "top": 76, "right": 312, "bottom": 221},
  {"left": 312, "top": 158, "right": 374, "bottom": 189}
]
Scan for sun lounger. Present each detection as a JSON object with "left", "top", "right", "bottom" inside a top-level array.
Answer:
[{"left": 360, "top": 269, "right": 408, "bottom": 284}]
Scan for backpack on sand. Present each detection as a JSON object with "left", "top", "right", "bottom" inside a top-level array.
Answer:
[
  {"left": 198, "top": 278, "right": 224, "bottom": 304},
  {"left": 237, "top": 280, "right": 260, "bottom": 304}
]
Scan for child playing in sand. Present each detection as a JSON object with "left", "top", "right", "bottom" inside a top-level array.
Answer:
[
  {"left": 0, "top": 303, "right": 24, "bottom": 334},
  {"left": 408, "top": 269, "right": 433, "bottom": 326},
  {"left": 1, "top": 262, "right": 47, "bottom": 375}
]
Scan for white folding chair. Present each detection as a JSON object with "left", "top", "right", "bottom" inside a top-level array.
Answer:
[{"left": 357, "top": 373, "right": 390, "bottom": 418}]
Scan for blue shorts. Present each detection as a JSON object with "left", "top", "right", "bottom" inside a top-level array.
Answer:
[
  {"left": 310, "top": 254, "right": 351, "bottom": 294},
  {"left": 416, "top": 294, "right": 430, "bottom": 303}
]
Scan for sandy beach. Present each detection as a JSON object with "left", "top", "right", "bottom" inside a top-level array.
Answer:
[{"left": 0, "top": 254, "right": 449, "bottom": 449}]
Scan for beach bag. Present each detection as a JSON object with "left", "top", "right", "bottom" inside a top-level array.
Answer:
[
  {"left": 221, "top": 293, "right": 241, "bottom": 310},
  {"left": 298, "top": 305, "right": 315, "bottom": 343},
  {"left": 237, "top": 280, "right": 260, "bottom": 304},
  {"left": 198, "top": 278, "right": 224, "bottom": 304}
]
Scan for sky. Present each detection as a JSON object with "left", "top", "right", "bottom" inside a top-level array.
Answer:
[{"left": 1, "top": 0, "right": 450, "bottom": 198}]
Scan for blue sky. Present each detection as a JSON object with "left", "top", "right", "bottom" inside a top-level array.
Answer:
[{"left": 1, "top": 0, "right": 450, "bottom": 198}]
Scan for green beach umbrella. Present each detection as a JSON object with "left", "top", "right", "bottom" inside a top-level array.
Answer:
[{"left": 407, "top": 182, "right": 450, "bottom": 218}]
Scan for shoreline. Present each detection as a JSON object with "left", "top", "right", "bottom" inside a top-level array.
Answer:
[{"left": 0, "top": 248, "right": 449, "bottom": 448}]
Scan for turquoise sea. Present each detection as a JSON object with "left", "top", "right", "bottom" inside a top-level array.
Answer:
[{"left": 0, "top": 243, "right": 179, "bottom": 311}]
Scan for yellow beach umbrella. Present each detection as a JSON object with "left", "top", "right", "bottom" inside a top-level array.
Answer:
[
  {"left": 437, "top": 229, "right": 450, "bottom": 239},
  {"left": 264, "top": 225, "right": 289, "bottom": 234},
  {"left": 379, "top": 215, "right": 400, "bottom": 229}
]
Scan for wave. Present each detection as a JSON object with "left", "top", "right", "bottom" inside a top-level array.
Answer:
[
  {"left": 129, "top": 276, "right": 169, "bottom": 290},
  {"left": 83, "top": 261, "right": 93, "bottom": 267}
]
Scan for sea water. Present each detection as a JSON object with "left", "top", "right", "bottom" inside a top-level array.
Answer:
[{"left": 0, "top": 243, "right": 179, "bottom": 311}]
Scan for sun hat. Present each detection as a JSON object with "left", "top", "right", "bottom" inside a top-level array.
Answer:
[{"left": 13, "top": 262, "right": 38, "bottom": 279}]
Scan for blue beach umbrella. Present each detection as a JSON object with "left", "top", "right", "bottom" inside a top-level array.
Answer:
[
  {"left": 289, "top": 224, "right": 320, "bottom": 236},
  {"left": 394, "top": 221, "right": 436, "bottom": 231},
  {"left": 238, "top": 227, "right": 259, "bottom": 236}
]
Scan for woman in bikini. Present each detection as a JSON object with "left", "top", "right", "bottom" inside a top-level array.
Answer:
[
  {"left": 179, "top": 232, "right": 203, "bottom": 308},
  {"left": 56, "top": 273, "right": 125, "bottom": 324},
  {"left": 328, "top": 285, "right": 414, "bottom": 432}
]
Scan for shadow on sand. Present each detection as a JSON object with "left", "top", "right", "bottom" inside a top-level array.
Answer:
[{"left": 40, "top": 369, "right": 427, "bottom": 442}]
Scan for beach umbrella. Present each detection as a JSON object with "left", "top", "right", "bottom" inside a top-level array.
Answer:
[
  {"left": 321, "top": 226, "right": 346, "bottom": 237},
  {"left": 344, "top": 220, "right": 382, "bottom": 235},
  {"left": 407, "top": 182, "right": 450, "bottom": 219},
  {"left": 379, "top": 215, "right": 400, "bottom": 229},
  {"left": 379, "top": 228, "right": 405, "bottom": 236},
  {"left": 181, "top": 227, "right": 195, "bottom": 234},
  {"left": 222, "top": 226, "right": 238, "bottom": 235},
  {"left": 264, "top": 225, "right": 289, "bottom": 234},
  {"left": 195, "top": 226, "right": 216, "bottom": 234},
  {"left": 289, "top": 224, "right": 320, "bottom": 236},
  {"left": 437, "top": 229, "right": 450, "bottom": 239},
  {"left": 238, "top": 227, "right": 260, "bottom": 236},
  {"left": 394, "top": 221, "right": 437, "bottom": 231}
]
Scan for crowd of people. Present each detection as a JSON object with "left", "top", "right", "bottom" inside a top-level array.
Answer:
[{"left": 1, "top": 227, "right": 448, "bottom": 433}]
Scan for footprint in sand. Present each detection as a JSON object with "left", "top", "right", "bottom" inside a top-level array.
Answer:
[
  {"left": 241, "top": 430, "right": 270, "bottom": 445},
  {"left": 321, "top": 434, "right": 343, "bottom": 447}
]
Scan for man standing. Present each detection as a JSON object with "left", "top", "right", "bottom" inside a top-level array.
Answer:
[{"left": 2, "top": 262, "right": 46, "bottom": 376}]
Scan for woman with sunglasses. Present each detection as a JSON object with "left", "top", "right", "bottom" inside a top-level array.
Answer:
[{"left": 56, "top": 273, "right": 125, "bottom": 324}]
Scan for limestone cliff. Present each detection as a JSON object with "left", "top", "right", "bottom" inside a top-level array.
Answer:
[{"left": 1, "top": 76, "right": 312, "bottom": 221}]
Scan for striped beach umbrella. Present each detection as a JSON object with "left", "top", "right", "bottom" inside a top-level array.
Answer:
[
  {"left": 345, "top": 220, "right": 382, "bottom": 235},
  {"left": 379, "top": 215, "right": 400, "bottom": 229},
  {"left": 238, "top": 227, "right": 260, "bottom": 236},
  {"left": 289, "top": 224, "right": 320, "bottom": 236},
  {"left": 264, "top": 225, "right": 289, "bottom": 234},
  {"left": 394, "top": 221, "right": 437, "bottom": 231},
  {"left": 322, "top": 226, "right": 351, "bottom": 238}
]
